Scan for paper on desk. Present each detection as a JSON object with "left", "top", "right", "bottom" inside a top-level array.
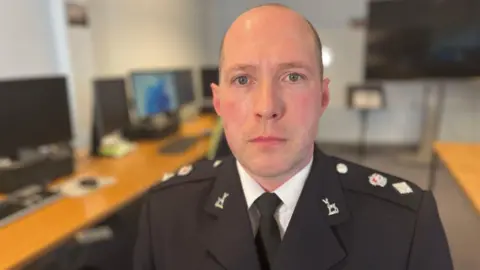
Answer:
[{"left": 54, "top": 176, "right": 116, "bottom": 197}]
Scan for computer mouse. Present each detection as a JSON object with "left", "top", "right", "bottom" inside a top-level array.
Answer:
[{"left": 79, "top": 177, "right": 99, "bottom": 189}]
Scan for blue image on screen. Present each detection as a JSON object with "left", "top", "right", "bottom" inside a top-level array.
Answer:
[{"left": 132, "top": 73, "right": 179, "bottom": 118}]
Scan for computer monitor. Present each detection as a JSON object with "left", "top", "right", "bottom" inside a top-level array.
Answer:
[
  {"left": 0, "top": 77, "right": 72, "bottom": 153},
  {"left": 131, "top": 71, "right": 179, "bottom": 118},
  {"left": 93, "top": 78, "right": 131, "bottom": 135},
  {"left": 173, "top": 70, "right": 195, "bottom": 106},
  {"left": 201, "top": 68, "right": 219, "bottom": 99}
]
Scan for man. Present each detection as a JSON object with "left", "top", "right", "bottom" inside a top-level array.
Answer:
[{"left": 134, "top": 4, "right": 453, "bottom": 270}]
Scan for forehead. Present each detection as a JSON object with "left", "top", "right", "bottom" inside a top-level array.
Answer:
[{"left": 222, "top": 10, "right": 317, "bottom": 71}]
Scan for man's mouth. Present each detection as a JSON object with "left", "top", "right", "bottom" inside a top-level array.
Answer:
[{"left": 249, "top": 136, "right": 286, "bottom": 143}]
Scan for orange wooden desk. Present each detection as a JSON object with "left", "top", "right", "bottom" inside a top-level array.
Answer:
[
  {"left": 433, "top": 142, "right": 480, "bottom": 214},
  {"left": 0, "top": 115, "right": 216, "bottom": 270}
]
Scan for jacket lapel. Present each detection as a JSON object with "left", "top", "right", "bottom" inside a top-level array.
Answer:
[
  {"left": 274, "top": 148, "right": 350, "bottom": 270},
  {"left": 202, "top": 156, "right": 261, "bottom": 270}
]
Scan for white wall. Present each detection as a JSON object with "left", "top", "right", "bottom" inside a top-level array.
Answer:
[
  {"left": 53, "top": 0, "right": 97, "bottom": 149},
  {"left": 89, "top": 0, "right": 206, "bottom": 75},
  {"left": 0, "top": 0, "right": 60, "bottom": 79},
  {"left": 0, "top": 0, "right": 86, "bottom": 148},
  {"left": 88, "top": 0, "right": 210, "bottom": 122},
  {"left": 67, "top": 24, "right": 96, "bottom": 149},
  {"left": 0, "top": 0, "right": 96, "bottom": 149},
  {"left": 63, "top": 0, "right": 211, "bottom": 147},
  {"left": 205, "top": 0, "right": 480, "bottom": 144},
  {"left": 49, "top": 0, "right": 96, "bottom": 149}
]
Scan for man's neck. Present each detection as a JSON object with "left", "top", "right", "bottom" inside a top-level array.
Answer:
[{"left": 247, "top": 154, "right": 314, "bottom": 192}]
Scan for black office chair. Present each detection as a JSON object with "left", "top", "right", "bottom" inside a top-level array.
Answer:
[
  {"left": 79, "top": 197, "right": 144, "bottom": 270},
  {"left": 22, "top": 239, "right": 87, "bottom": 270}
]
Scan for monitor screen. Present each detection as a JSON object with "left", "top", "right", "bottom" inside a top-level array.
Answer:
[
  {"left": 173, "top": 70, "right": 195, "bottom": 105},
  {"left": 201, "top": 68, "right": 219, "bottom": 98},
  {"left": 131, "top": 71, "right": 179, "bottom": 118},
  {"left": 0, "top": 77, "right": 72, "bottom": 152},
  {"left": 94, "top": 78, "right": 131, "bottom": 135}
]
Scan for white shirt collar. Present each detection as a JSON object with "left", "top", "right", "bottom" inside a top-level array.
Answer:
[{"left": 237, "top": 157, "right": 313, "bottom": 211}]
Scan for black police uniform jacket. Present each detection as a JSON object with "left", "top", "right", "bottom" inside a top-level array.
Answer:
[{"left": 134, "top": 147, "right": 453, "bottom": 270}]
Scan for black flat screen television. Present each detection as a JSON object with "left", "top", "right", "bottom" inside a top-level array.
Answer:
[{"left": 365, "top": 0, "right": 480, "bottom": 80}]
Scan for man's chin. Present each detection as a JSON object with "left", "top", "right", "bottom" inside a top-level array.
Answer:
[{"left": 243, "top": 160, "right": 291, "bottom": 179}]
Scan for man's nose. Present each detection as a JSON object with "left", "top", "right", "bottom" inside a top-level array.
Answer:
[{"left": 253, "top": 80, "right": 283, "bottom": 121}]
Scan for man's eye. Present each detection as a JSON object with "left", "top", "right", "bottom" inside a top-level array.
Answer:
[
  {"left": 287, "top": 73, "right": 302, "bottom": 82},
  {"left": 234, "top": 76, "right": 249, "bottom": 85}
]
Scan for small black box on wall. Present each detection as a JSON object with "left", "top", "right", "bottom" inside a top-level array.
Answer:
[{"left": 347, "top": 84, "right": 386, "bottom": 110}]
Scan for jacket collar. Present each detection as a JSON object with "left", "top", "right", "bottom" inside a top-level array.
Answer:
[
  {"left": 202, "top": 146, "right": 350, "bottom": 270},
  {"left": 202, "top": 155, "right": 261, "bottom": 270},
  {"left": 273, "top": 147, "right": 349, "bottom": 270}
]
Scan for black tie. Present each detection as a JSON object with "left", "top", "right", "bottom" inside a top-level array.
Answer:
[{"left": 255, "top": 192, "right": 282, "bottom": 270}]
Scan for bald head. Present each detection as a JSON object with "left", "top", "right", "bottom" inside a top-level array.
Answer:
[
  {"left": 219, "top": 4, "right": 323, "bottom": 78},
  {"left": 211, "top": 4, "right": 331, "bottom": 186}
]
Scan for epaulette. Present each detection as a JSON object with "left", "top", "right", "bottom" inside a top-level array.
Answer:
[
  {"left": 331, "top": 156, "right": 424, "bottom": 212},
  {"left": 150, "top": 159, "right": 223, "bottom": 192}
]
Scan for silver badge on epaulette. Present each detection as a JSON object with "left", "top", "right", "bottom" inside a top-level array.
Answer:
[
  {"left": 177, "top": 164, "right": 193, "bottom": 176},
  {"left": 213, "top": 160, "right": 223, "bottom": 168},
  {"left": 215, "top": 192, "right": 229, "bottom": 209},
  {"left": 162, "top": 172, "right": 175, "bottom": 181},
  {"left": 322, "top": 198, "right": 340, "bottom": 216},
  {"left": 392, "top": 182, "right": 413, "bottom": 195},
  {"left": 336, "top": 163, "right": 348, "bottom": 174},
  {"left": 369, "top": 173, "right": 388, "bottom": 187}
]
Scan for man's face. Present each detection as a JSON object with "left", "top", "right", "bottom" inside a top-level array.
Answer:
[{"left": 212, "top": 8, "right": 330, "bottom": 180}]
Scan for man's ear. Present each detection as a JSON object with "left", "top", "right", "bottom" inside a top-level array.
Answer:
[
  {"left": 211, "top": 83, "right": 221, "bottom": 116},
  {"left": 321, "top": 78, "right": 330, "bottom": 109}
]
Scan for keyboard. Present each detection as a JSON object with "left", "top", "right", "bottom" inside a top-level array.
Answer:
[
  {"left": 0, "top": 202, "right": 25, "bottom": 222},
  {"left": 159, "top": 136, "right": 200, "bottom": 154},
  {"left": 0, "top": 186, "right": 62, "bottom": 227}
]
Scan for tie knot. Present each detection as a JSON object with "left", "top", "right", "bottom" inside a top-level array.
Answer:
[{"left": 255, "top": 192, "right": 282, "bottom": 217}]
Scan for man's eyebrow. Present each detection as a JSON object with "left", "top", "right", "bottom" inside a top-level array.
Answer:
[
  {"left": 225, "top": 64, "right": 257, "bottom": 74},
  {"left": 277, "top": 61, "right": 314, "bottom": 73}
]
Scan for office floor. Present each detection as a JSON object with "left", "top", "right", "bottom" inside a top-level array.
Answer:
[{"left": 321, "top": 147, "right": 480, "bottom": 270}]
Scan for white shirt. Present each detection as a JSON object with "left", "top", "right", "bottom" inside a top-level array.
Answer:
[{"left": 237, "top": 158, "right": 313, "bottom": 239}]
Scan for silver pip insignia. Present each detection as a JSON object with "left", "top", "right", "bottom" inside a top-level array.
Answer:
[
  {"left": 322, "top": 198, "right": 340, "bottom": 216},
  {"left": 215, "top": 192, "right": 229, "bottom": 209}
]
